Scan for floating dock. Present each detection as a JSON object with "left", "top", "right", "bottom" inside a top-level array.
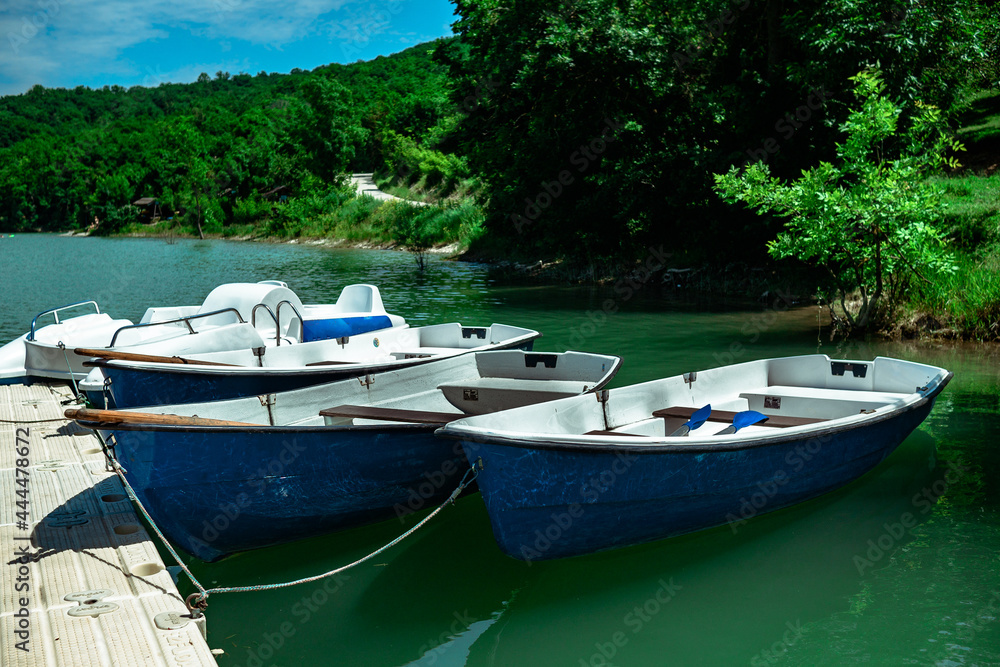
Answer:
[{"left": 1, "top": 382, "right": 216, "bottom": 666}]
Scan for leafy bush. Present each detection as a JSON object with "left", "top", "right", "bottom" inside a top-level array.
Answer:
[
  {"left": 380, "top": 130, "right": 469, "bottom": 197},
  {"left": 94, "top": 204, "right": 140, "bottom": 234},
  {"left": 231, "top": 194, "right": 272, "bottom": 225},
  {"left": 714, "top": 70, "right": 961, "bottom": 336}
]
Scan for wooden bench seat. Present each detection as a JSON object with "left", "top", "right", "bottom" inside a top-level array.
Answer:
[
  {"left": 319, "top": 404, "right": 463, "bottom": 425},
  {"left": 652, "top": 405, "right": 827, "bottom": 429},
  {"left": 389, "top": 347, "right": 462, "bottom": 359}
]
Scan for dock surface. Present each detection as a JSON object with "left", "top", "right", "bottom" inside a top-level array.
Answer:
[{"left": 1, "top": 382, "right": 216, "bottom": 666}]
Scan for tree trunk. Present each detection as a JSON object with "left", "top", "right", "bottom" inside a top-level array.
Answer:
[
  {"left": 195, "top": 192, "right": 205, "bottom": 239},
  {"left": 766, "top": 0, "right": 783, "bottom": 79}
]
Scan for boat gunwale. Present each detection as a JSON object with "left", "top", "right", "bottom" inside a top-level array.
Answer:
[
  {"left": 74, "top": 349, "right": 622, "bottom": 434},
  {"left": 73, "top": 419, "right": 444, "bottom": 435},
  {"left": 437, "top": 371, "right": 953, "bottom": 455},
  {"left": 82, "top": 329, "right": 542, "bottom": 376}
]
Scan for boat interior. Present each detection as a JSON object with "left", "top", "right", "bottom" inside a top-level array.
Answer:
[
  {"left": 98, "top": 322, "right": 540, "bottom": 370},
  {"left": 97, "top": 351, "right": 619, "bottom": 428},
  {"left": 443, "top": 355, "right": 948, "bottom": 441}
]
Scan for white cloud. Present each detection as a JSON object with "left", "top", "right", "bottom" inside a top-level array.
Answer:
[{"left": 0, "top": 0, "right": 360, "bottom": 94}]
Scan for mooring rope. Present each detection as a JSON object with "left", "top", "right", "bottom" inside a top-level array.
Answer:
[
  {"left": 58, "top": 342, "right": 83, "bottom": 401},
  {"left": 93, "top": 426, "right": 477, "bottom": 614},
  {"left": 0, "top": 416, "right": 71, "bottom": 423}
]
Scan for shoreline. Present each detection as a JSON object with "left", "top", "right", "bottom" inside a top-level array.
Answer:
[{"left": 30, "top": 229, "right": 997, "bottom": 344}]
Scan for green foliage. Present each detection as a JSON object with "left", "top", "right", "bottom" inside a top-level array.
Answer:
[
  {"left": 929, "top": 172, "right": 1000, "bottom": 250},
  {"left": 95, "top": 204, "right": 140, "bottom": 234},
  {"left": 714, "top": 70, "right": 960, "bottom": 335},
  {"left": 231, "top": 194, "right": 272, "bottom": 225},
  {"left": 0, "top": 42, "right": 456, "bottom": 234},
  {"left": 441, "top": 0, "right": 995, "bottom": 262},
  {"left": 910, "top": 250, "right": 1000, "bottom": 341},
  {"left": 298, "top": 77, "right": 366, "bottom": 179},
  {"left": 379, "top": 130, "right": 470, "bottom": 197}
]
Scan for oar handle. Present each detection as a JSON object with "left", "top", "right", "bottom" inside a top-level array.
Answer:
[
  {"left": 65, "top": 407, "right": 255, "bottom": 427},
  {"left": 74, "top": 348, "right": 236, "bottom": 367}
]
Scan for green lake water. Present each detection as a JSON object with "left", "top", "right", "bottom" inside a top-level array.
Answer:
[{"left": 2, "top": 234, "right": 998, "bottom": 666}]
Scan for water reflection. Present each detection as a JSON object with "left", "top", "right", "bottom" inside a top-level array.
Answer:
[{"left": 3, "top": 235, "right": 998, "bottom": 666}]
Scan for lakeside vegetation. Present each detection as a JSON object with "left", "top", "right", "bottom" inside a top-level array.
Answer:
[{"left": 0, "top": 0, "right": 998, "bottom": 339}]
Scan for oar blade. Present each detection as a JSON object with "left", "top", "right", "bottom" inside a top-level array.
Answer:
[
  {"left": 668, "top": 404, "right": 711, "bottom": 436},
  {"left": 715, "top": 410, "right": 769, "bottom": 435},
  {"left": 687, "top": 404, "right": 712, "bottom": 430}
]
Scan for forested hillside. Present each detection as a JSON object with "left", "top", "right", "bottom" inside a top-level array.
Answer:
[
  {"left": 1, "top": 0, "right": 998, "bottom": 309},
  {"left": 0, "top": 43, "right": 458, "bottom": 236}
]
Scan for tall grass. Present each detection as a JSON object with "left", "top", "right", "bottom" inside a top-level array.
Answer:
[
  {"left": 928, "top": 172, "right": 1000, "bottom": 250},
  {"left": 910, "top": 250, "right": 1000, "bottom": 340}
]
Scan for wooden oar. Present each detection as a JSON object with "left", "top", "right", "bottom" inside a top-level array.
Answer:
[
  {"left": 65, "top": 407, "right": 256, "bottom": 427},
  {"left": 74, "top": 348, "right": 237, "bottom": 367}
]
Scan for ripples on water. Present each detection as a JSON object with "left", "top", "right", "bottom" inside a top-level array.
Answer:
[{"left": 2, "top": 235, "right": 997, "bottom": 666}]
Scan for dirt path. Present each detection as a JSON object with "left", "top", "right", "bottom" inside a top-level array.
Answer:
[{"left": 350, "top": 173, "right": 429, "bottom": 206}]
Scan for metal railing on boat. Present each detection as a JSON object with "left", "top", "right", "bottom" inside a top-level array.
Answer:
[
  {"left": 29, "top": 300, "right": 101, "bottom": 339},
  {"left": 251, "top": 299, "right": 304, "bottom": 345},
  {"left": 107, "top": 307, "right": 246, "bottom": 347}
]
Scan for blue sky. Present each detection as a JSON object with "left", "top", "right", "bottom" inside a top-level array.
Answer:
[{"left": 0, "top": 0, "right": 458, "bottom": 96}]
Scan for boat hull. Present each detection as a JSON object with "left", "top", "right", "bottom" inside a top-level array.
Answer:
[
  {"left": 106, "top": 425, "right": 470, "bottom": 561},
  {"left": 458, "top": 396, "right": 938, "bottom": 561}
]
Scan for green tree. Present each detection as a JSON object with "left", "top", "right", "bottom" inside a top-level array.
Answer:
[
  {"left": 298, "top": 77, "right": 367, "bottom": 179},
  {"left": 713, "top": 70, "right": 961, "bottom": 335}
]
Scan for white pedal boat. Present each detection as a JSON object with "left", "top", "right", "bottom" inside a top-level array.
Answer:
[{"left": 0, "top": 282, "right": 404, "bottom": 384}]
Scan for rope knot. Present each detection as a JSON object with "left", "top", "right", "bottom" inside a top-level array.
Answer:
[{"left": 186, "top": 593, "right": 208, "bottom": 618}]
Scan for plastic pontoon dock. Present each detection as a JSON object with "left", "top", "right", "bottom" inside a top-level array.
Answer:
[{"left": 1, "top": 382, "right": 217, "bottom": 666}]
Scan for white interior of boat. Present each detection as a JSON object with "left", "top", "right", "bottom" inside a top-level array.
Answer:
[
  {"left": 6, "top": 281, "right": 406, "bottom": 382},
  {"left": 121, "top": 350, "right": 621, "bottom": 426},
  {"left": 91, "top": 323, "right": 539, "bottom": 373},
  {"left": 130, "top": 282, "right": 403, "bottom": 346},
  {"left": 440, "top": 355, "right": 951, "bottom": 444}
]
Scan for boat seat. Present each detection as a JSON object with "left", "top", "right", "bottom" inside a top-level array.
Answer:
[
  {"left": 319, "top": 404, "right": 463, "bottom": 425},
  {"left": 389, "top": 348, "right": 462, "bottom": 359},
  {"left": 438, "top": 378, "right": 590, "bottom": 415},
  {"left": 653, "top": 406, "right": 826, "bottom": 429},
  {"left": 739, "top": 385, "right": 909, "bottom": 420}
]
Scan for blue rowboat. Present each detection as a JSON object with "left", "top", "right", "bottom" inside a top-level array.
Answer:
[
  {"left": 66, "top": 350, "right": 621, "bottom": 561},
  {"left": 80, "top": 323, "right": 540, "bottom": 408},
  {"left": 436, "top": 354, "right": 952, "bottom": 561}
]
